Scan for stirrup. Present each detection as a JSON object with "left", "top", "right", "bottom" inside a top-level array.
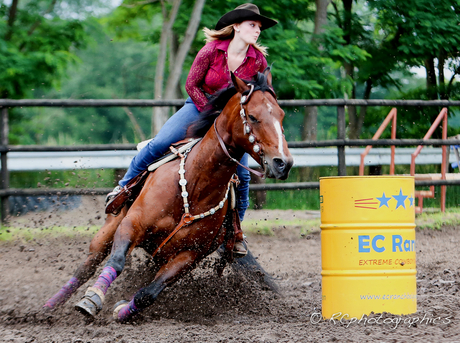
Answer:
[
  {"left": 105, "top": 185, "right": 124, "bottom": 216},
  {"left": 105, "top": 185, "right": 122, "bottom": 206}
]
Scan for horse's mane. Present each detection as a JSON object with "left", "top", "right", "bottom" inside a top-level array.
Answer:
[
  {"left": 186, "top": 69, "right": 275, "bottom": 138},
  {"left": 186, "top": 87, "right": 238, "bottom": 138}
]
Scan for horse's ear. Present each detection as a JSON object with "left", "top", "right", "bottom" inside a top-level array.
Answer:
[
  {"left": 263, "top": 66, "right": 273, "bottom": 87},
  {"left": 231, "top": 72, "right": 250, "bottom": 93}
]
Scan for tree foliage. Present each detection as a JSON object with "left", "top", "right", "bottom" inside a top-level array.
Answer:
[
  {"left": 0, "top": 0, "right": 88, "bottom": 98},
  {"left": 360, "top": 0, "right": 460, "bottom": 139},
  {"left": 11, "top": 18, "right": 157, "bottom": 145},
  {"left": 2, "top": 0, "right": 460, "bottom": 145}
]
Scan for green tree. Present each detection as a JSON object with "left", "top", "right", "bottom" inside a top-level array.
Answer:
[
  {"left": 12, "top": 17, "right": 157, "bottom": 145},
  {"left": 260, "top": 0, "right": 367, "bottom": 141},
  {"left": 363, "top": 0, "right": 460, "bottom": 140},
  {"left": 369, "top": 0, "right": 460, "bottom": 98},
  {"left": 0, "top": 0, "right": 87, "bottom": 99},
  {"left": 107, "top": 0, "right": 205, "bottom": 135},
  {"left": 105, "top": 0, "right": 365, "bottom": 137},
  {"left": 328, "top": 0, "right": 460, "bottom": 139}
]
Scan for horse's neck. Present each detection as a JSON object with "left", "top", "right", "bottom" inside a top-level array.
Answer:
[{"left": 186, "top": 115, "right": 244, "bottom": 192}]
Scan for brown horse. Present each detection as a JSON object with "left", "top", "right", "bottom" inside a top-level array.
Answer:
[{"left": 43, "top": 68, "right": 293, "bottom": 322}]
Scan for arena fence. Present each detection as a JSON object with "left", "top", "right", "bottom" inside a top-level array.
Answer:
[{"left": 1, "top": 99, "right": 460, "bottom": 223}]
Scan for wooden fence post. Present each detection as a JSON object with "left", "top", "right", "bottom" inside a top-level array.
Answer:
[
  {"left": 337, "top": 105, "right": 347, "bottom": 176},
  {"left": 1, "top": 107, "right": 9, "bottom": 224}
]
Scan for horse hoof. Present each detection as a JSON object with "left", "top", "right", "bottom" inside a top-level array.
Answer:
[
  {"left": 112, "top": 300, "right": 129, "bottom": 321},
  {"left": 75, "top": 289, "right": 104, "bottom": 318},
  {"left": 41, "top": 305, "right": 54, "bottom": 313}
]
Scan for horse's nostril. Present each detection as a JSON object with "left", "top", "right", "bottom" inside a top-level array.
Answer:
[{"left": 273, "top": 158, "right": 286, "bottom": 171}]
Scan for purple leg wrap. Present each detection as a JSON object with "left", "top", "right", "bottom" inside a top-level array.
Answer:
[
  {"left": 93, "top": 266, "right": 118, "bottom": 294},
  {"left": 117, "top": 299, "right": 138, "bottom": 322},
  {"left": 44, "top": 276, "right": 81, "bottom": 309}
]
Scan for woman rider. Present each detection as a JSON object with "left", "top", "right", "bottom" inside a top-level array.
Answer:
[{"left": 106, "top": 3, "right": 277, "bottom": 256}]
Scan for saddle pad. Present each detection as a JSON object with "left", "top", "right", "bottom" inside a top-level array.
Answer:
[
  {"left": 147, "top": 138, "right": 202, "bottom": 172},
  {"left": 105, "top": 138, "right": 202, "bottom": 215}
]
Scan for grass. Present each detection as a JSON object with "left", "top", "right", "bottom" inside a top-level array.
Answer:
[
  {"left": 1, "top": 208, "right": 460, "bottom": 242},
  {"left": 242, "top": 217, "right": 321, "bottom": 237},
  {"left": 415, "top": 208, "right": 460, "bottom": 230},
  {"left": 9, "top": 169, "right": 116, "bottom": 190},
  {"left": 0, "top": 225, "right": 100, "bottom": 242},
  {"left": 242, "top": 208, "right": 460, "bottom": 237},
  {"left": 250, "top": 185, "right": 460, "bottom": 211}
]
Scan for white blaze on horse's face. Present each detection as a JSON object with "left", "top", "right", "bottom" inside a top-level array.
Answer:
[
  {"left": 273, "top": 118, "right": 286, "bottom": 160},
  {"left": 266, "top": 102, "right": 273, "bottom": 114},
  {"left": 263, "top": 98, "right": 284, "bottom": 156},
  {"left": 266, "top": 102, "right": 287, "bottom": 158}
]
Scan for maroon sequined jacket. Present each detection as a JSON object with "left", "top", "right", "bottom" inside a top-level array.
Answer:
[{"left": 185, "top": 39, "right": 268, "bottom": 112}]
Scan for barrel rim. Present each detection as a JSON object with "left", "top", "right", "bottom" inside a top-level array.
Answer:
[
  {"left": 320, "top": 223, "right": 416, "bottom": 229},
  {"left": 319, "top": 176, "right": 415, "bottom": 180}
]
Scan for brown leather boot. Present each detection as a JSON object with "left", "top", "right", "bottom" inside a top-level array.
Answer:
[
  {"left": 233, "top": 230, "right": 247, "bottom": 258},
  {"left": 233, "top": 240, "right": 248, "bottom": 258},
  {"left": 231, "top": 208, "right": 247, "bottom": 257}
]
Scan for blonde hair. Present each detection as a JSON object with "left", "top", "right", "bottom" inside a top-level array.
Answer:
[{"left": 203, "top": 25, "right": 268, "bottom": 56}]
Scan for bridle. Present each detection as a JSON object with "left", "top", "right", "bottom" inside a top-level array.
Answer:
[{"left": 214, "top": 83, "right": 273, "bottom": 179}]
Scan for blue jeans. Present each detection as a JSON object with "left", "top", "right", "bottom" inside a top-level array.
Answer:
[{"left": 119, "top": 97, "right": 250, "bottom": 221}]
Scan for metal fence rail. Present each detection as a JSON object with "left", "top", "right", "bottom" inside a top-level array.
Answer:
[
  {"left": 1, "top": 98, "right": 460, "bottom": 222},
  {"left": 2, "top": 178, "right": 459, "bottom": 197},
  {"left": 2, "top": 139, "right": 460, "bottom": 153},
  {"left": 2, "top": 99, "right": 460, "bottom": 107},
  {"left": 3, "top": 147, "right": 450, "bottom": 171}
]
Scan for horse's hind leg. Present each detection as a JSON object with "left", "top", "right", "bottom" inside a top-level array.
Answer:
[
  {"left": 43, "top": 210, "right": 126, "bottom": 310},
  {"left": 113, "top": 250, "right": 198, "bottom": 322}
]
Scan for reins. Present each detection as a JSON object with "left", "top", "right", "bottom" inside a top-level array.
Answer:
[{"left": 214, "top": 121, "right": 265, "bottom": 178}]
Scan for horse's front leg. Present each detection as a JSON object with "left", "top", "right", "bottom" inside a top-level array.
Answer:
[
  {"left": 113, "top": 250, "right": 198, "bottom": 322},
  {"left": 43, "top": 209, "right": 127, "bottom": 311},
  {"left": 74, "top": 214, "right": 139, "bottom": 318}
]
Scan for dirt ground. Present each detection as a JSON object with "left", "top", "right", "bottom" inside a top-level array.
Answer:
[{"left": 1, "top": 196, "right": 460, "bottom": 342}]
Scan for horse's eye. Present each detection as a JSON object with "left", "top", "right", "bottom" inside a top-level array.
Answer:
[{"left": 248, "top": 115, "right": 258, "bottom": 123}]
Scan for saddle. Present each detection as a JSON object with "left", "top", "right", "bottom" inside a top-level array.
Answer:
[{"left": 105, "top": 138, "right": 201, "bottom": 216}]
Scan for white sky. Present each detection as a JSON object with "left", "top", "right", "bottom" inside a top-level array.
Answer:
[
  {"left": 411, "top": 66, "right": 455, "bottom": 80},
  {"left": 2, "top": 0, "right": 123, "bottom": 10}
]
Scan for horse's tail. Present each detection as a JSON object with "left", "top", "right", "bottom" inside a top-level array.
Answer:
[{"left": 229, "top": 247, "right": 280, "bottom": 294}]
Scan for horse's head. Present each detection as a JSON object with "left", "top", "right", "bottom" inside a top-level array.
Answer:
[{"left": 228, "top": 68, "right": 293, "bottom": 180}]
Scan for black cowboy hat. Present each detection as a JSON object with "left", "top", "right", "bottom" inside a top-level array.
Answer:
[{"left": 215, "top": 3, "right": 278, "bottom": 31}]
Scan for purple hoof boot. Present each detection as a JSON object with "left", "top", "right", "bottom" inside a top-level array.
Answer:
[
  {"left": 43, "top": 276, "right": 81, "bottom": 310},
  {"left": 113, "top": 300, "right": 139, "bottom": 323},
  {"left": 42, "top": 305, "right": 54, "bottom": 313}
]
